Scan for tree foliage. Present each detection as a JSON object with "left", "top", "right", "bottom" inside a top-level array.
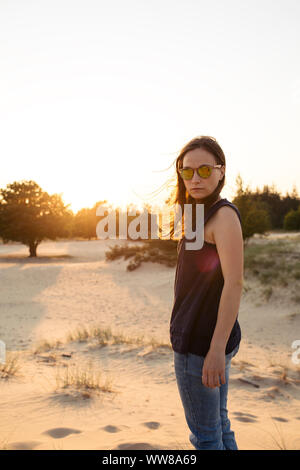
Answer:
[
  {"left": 232, "top": 174, "right": 300, "bottom": 244},
  {"left": 283, "top": 206, "right": 300, "bottom": 230},
  {"left": 0, "top": 180, "right": 73, "bottom": 257}
]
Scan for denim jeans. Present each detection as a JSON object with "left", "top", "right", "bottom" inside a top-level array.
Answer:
[{"left": 174, "top": 344, "right": 239, "bottom": 450}]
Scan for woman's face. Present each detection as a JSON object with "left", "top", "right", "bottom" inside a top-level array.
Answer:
[{"left": 181, "top": 148, "right": 225, "bottom": 201}]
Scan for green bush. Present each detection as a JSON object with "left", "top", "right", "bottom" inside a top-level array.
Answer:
[
  {"left": 243, "top": 207, "right": 272, "bottom": 241},
  {"left": 283, "top": 207, "right": 300, "bottom": 230}
]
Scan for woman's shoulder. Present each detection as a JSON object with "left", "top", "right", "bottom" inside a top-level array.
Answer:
[
  {"left": 217, "top": 199, "right": 242, "bottom": 223},
  {"left": 209, "top": 200, "right": 242, "bottom": 244}
]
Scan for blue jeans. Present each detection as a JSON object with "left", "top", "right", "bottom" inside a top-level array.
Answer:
[{"left": 174, "top": 344, "right": 239, "bottom": 450}]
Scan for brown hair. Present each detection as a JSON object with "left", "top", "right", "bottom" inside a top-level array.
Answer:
[{"left": 162, "top": 135, "right": 226, "bottom": 240}]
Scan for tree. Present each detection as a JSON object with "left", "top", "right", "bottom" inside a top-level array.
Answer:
[
  {"left": 0, "top": 180, "right": 73, "bottom": 257},
  {"left": 242, "top": 206, "right": 272, "bottom": 243},
  {"left": 232, "top": 174, "right": 272, "bottom": 245},
  {"left": 74, "top": 207, "right": 97, "bottom": 240},
  {"left": 283, "top": 206, "right": 300, "bottom": 230},
  {"left": 72, "top": 200, "right": 108, "bottom": 240}
]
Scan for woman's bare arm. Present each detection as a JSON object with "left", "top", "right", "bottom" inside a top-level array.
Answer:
[{"left": 202, "top": 206, "right": 244, "bottom": 388}]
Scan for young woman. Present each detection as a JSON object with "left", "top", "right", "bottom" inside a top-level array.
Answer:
[{"left": 169, "top": 136, "right": 244, "bottom": 450}]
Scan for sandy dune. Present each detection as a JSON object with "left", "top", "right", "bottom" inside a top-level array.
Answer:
[{"left": 0, "top": 237, "right": 299, "bottom": 450}]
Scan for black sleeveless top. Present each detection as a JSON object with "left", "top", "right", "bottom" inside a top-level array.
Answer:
[{"left": 170, "top": 198, "right": 242, "bottom": 357}]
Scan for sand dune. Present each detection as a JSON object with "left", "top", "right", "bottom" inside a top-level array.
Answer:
[{"left": 0, "top": 237, "right": 299, "bottom": 450}]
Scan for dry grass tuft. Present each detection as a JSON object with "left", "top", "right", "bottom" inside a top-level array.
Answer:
[
  {"left": 31, "top": 339, "right": 63, "bottom": 355},
  {"left": 66, "top": 324, "right": 172, "bottom": 351},
  {"left": 55, "top": 360, "right": 116, "bottom": 396},
  {"left": 287, "top": 311, "right": 300, "bottom": 321},
  {"left": 0, "top": 351, "right": 21, "bottom": 379},
  {"left": 264, "top": 417, "right": 289, "bottom": 450}
]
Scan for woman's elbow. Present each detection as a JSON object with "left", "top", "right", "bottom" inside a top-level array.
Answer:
[{"left": 224, "top": 277, "right": 244, "bottom": 289}]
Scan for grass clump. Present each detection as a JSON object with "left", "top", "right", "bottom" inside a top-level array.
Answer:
[
  {"left": 66, "top": 324, "right": 172, "bottom": 350},
  {"left": 0, "top": 352, "right": 21, "bottom": 379},
  {"left": 244, "top": 239, "right": 300, "bottom": 287},
  {"left": 32, "top": 339, "right": 63, "bottom": 355},
  {"left": 105, "top": 239, "right": 178, "bottom": 270},
  {"left": 262, "top": 286, "right": 273, "bottom": 301},
  {"left": 55, "top": 360, "right": 115, "bottom": 396},
  {"left": 287, "top": 311, "right": 300, "bottom": 321}
]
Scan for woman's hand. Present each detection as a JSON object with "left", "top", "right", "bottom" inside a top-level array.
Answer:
[{"left": 202, "top": 348, "right": 226, "bottom": 388}]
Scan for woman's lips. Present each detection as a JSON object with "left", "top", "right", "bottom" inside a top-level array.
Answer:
[{"left": 191, "top": 187, "right": 204, "bottom": 190}]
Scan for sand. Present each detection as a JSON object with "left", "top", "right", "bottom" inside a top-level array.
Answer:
[{"left": 0, "top": 236, "right": 299, "bottom": 450}]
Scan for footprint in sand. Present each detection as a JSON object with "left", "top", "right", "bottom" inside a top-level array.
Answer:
[
  {"left": 114, "top": 442, "right": 164, "bottom": 450},
  {"left": 271, "top": 417, "right": 289, "bottom": 422},
  {"left": 8, "top": 441, "right": 42, "bottom": 450},
  {"left": 102, "top": 425, "right": 122, "bottom": 433},
  {"left": 142, "top": 421, "right": 161, "bottom": 430},
  {"left": 233, "top": 412, "right": 258, "bottom": 423},
  {"left": 42, "top": 427, "right": 82, "bottom": 439}
]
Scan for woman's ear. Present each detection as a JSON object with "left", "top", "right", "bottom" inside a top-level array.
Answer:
[{"left": 220, "top": 165, "right": 225, "bottom": 179}]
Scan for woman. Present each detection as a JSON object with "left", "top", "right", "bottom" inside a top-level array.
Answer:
[{"left": 168, "top": 136, "right": 244, "bottom": 450}]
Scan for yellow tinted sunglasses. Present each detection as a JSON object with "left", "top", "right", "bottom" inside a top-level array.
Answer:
[{"left": 179, "top": 164, "right": 223, "bottom": 180}]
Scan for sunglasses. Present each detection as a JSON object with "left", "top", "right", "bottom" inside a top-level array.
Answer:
[{"left": 179, "top": 164, "right": 223, "bottom": 180}]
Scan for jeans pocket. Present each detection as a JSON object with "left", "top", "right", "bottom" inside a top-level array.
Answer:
[{"left": 186, "top": 352, "right": 205, "bottom": 378}]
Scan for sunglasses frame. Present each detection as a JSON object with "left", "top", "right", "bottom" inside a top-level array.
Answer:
[{"left": 179, "top": 164, "right": 223, "bottom": 180}]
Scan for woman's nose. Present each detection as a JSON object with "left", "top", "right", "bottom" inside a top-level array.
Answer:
[{"left": 191, "top": 170, "right": 201, "bottom": 181}]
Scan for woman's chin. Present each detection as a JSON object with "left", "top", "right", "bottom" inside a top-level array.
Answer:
[
  {"left": 193, "top": 193, "right": 208, "bottom": 202},
  {"left": 193, "top": 193, "right": 217, "bottom": 204}
]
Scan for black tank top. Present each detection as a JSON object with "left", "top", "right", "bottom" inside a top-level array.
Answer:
[{"left": 170, "top": 198, "right": 242, "bottom": 357}]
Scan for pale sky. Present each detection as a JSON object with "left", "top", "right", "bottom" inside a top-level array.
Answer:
[{"left": 1, "top": 0, "right": 300, "bottom": 213}]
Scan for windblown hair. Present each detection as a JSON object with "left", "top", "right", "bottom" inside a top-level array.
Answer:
[{"left": 162, "top": 135, "right": 226, "bottom": 241}]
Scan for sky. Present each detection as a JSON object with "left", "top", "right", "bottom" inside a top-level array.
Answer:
[{"left": 1, "top": 0, "right": 300, "bottom": 213}]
